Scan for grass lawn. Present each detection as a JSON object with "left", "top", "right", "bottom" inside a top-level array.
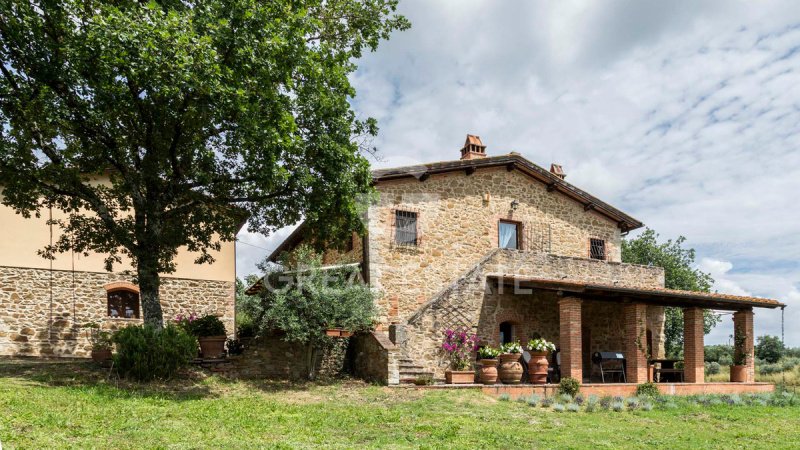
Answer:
[{"left": 2, "top": 360, "right": 800, "bottom": 449}]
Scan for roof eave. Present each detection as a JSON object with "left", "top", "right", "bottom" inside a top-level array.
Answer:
[{"left": 371, "top": 154, "right": 643, "bottom": 232}]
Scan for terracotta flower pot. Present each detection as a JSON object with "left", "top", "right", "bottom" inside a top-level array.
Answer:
[
  {"left": 498, "top": 353, "right": 523, "bottom": 384},
  {"left": 445, "top": 369, "right": 475, "bottom": 384},
  {"left": 479, "top": 359, "right": 499, "bottom": 385},
  {"left": 325, "top": 328, "right": 352, "bottom": 338},
  {"left": 730, "top": 365, "right": 747, "bottom": 383},
  {"left": 91, "top": 348, "right": 112, "bottom": 366},
  {"left": 198, "top": 335, "right": 227, "bottom": 359},
  {"left": 527, "top": 351, "right": 549, "bottom": 384}
]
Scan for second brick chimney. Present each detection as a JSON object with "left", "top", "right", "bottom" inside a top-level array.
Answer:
[
  {"left": 460, "top": 134, "right": 487, "bottom": 160},
  {"left": 550, "top": 163, "right": 566, "bottom": 180}
]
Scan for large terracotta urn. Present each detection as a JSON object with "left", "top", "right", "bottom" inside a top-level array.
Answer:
[
  {"left": 498, "top": 353, "right": 523, "bottom": 384},
  {"left": 527, "top": 351, "right": 549, "bottom": 384},
  {"left": 479, "top": 359, "right": 499, "bottom": 385},
  {"left": 730, "top": 365, "right": 747, "bottom": 383},
  {"left": 198, "top": 335, "right": 227, "bottom": 359}
]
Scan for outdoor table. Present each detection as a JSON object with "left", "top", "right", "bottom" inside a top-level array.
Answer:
[{"left": 651, "top": 358, "right": 684, "bottom": 382}]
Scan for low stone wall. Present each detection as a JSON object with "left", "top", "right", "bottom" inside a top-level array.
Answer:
[
  {"left": 0, "top": 266, "right": 234, "bottom": 357},
  {"left": 349, "top": 331, "right": 399, "bottom": 385},
  {"left": 482, "top": 382, "right": 776, "bottom": 398},
  {"left": 227, "top": 334, "right": 349, "bottom": 381}
]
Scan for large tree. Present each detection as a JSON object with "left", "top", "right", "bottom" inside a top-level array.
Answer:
[
  {"left": 622, "top": 228, "right": 721, "bottom": 357},
  {"left": 0, "top": 0, "right": 409, "bottom": 327}
]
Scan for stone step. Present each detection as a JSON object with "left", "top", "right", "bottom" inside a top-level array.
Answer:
[
  {"left": 399, "top": 364, "right": 425, "bottom": 370},
  {"left": 399, "top": 374, "right": 436, "bottom": 384},
  {"left": 399, "top": 369, "right": 433, "bottom": 377}
]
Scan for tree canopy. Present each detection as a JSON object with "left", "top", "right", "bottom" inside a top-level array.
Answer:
[
  {"left": 0, "top": 0, "right": 409, "bottom": 326},
  {"left": 755, "top": 335, "right": 784, "bottom": 364},
  {"left": 622, "top": 228, "right": 721, "bottom": 357}
]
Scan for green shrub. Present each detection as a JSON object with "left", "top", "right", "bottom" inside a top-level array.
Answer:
[
  {"left": 635, "top": 382, "right": 661, "bottom": 398},
  {"left": 180, "top": 314, "right": 226, "bottom": 337},
  {"left": 566, "top": 403, "right": 580, "bottom": 413},
  {"left": 705, "top": 361, "right": 721, "bottom": 375},
  {"left": 557, "top": 377, "right": 580, "bottom": 398},
  {"left": 498, "top": 393, "right": 510, "bottom": 402},
  {"left": 112, "top": 325, "right": 197, "bottom": 381}
]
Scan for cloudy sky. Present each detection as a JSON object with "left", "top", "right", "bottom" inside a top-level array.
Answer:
[{"left": 238, "top": 0, "right": 800, "bottom": 346}]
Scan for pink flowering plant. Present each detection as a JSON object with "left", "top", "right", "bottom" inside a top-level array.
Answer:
[{"left": 441, "top": 327, "right": 479, "bottom": 370}]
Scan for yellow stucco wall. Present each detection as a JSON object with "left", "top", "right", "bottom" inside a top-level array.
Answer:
[{"left": 0, "top": 201, "right": 235, "bottom": 282}]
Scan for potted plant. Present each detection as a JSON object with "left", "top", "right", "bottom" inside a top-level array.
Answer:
[
  {"left": 177, "top": 313, "right": 226, "bottom": 358},
  {"left": 441, "top": 327, "right": 478, "bottom": 384},
  {"left": 730, "top": 327, "right": 748, "bottom": 382},
  {"left": 498, "top": 341, "right": 523, "bottom": 384},
  {"left": 477, "top": 346, "right": 501, "bottom": 385},
  {"left": 84, "top": 322, "right": 113, "bottom": 366},
  {"left": 526, "top": 338, "right": 556, "bottom": 384},
  {"left": 324, "top": 328, "right": 353, "bottom": 338}
]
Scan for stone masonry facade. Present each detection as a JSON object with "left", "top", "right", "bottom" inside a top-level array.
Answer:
[
  {"left": 395, "top": 249, "right": 665, "bottom": 379},
  {"left": 0, "top": 266, "right": 234, "bottom": 357},
  {"left": 367, "top": 167, "right": 624, "bottom": 328}
]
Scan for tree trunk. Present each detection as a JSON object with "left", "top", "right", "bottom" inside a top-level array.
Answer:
[{"left": 137, "top": 253, "right": 164, "bottom": 328}]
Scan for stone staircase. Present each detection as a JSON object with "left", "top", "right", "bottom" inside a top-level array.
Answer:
[{"left": 398, "top": 357, "right": 435, "bottom": 383}]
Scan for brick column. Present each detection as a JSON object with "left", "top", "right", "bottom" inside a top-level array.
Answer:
[
  {"left": 683, "top": 307, "right": 704, "bottom": 383},
  {"left": 624, "top": 303, "right": 648, "bottom": 383},
  {"left": 559, "top": 297, "right": 582, "bottom": 381},
  {"left": 733, "top": 309, "right": 755, "bottom": 382}
]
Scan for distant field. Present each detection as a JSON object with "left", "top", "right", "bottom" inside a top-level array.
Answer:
[
  {"left": 707, "top": 364, "right": 799, "bottom": 386},
  {"left": 1, "top": 359, "right": 800, "bottom": 449}
]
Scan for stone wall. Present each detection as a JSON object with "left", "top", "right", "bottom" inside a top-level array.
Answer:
[
  {"left": 397, "top": 249, "right": 665, "bottom": 379},
  {"left": 367, "top": 167, "right": 628, "bottom": 327},
  {"left": 230, "top": 334, "right": 349, "bottom": 380},
  {"left": 349, "top": 331, "right": 399, "bottom": 385},
  {"left": 0, "top": 266, "right": 234, "bottom": 357}
]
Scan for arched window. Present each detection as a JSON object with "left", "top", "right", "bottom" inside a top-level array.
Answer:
[
  {"left": 499, "top": 321, "right": 514, "bottom": 345},
  {"left": 105, "top": 283, "right": 141, "bottom": 319}
]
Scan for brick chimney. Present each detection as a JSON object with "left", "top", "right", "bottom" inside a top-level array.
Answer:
[
  {"left": 460, "top": 134, "right": 487, "bottom": 160},
  {"left": 550, "top": 163, "right": 566, "bottom": 180}
]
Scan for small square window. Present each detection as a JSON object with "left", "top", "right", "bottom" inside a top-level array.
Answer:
[
  {"left": 108, "top": 290, "right": 140, "bottom": 319},
  {"left": 590, "top": 238, "right": 606, "bottom": 260},
  {"left": 498, "top": 221, "right": 520, "bottom": 249},
  {"left": 394, "top": 211, "right": 418, "bottom": 246}
]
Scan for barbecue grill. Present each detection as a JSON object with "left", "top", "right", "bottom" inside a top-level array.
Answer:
[{"left": 592, "top": 351, "right": 627, "bottom": 383}]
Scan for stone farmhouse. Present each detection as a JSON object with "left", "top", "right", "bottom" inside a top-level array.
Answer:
[
  {"left": 260, "top": 135, "right": 784, "bottom": 386},
  {"left": 0, "top": 189, "right": 237, "bottom": 357}
]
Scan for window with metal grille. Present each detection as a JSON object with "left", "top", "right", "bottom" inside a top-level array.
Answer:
[
  {"left": 108, "top": 289, "right": 140, "bottom": 319},
  {"left": 590, "top": 238, "right": 606, "bottom": 260},
  {"left": 394, "top": 210, "right": 418, "bottom": 246}
]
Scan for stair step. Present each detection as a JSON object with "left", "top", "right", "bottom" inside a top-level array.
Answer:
[
  {"left": 399, "top": 364, "right": 425, "bottom": 370},
  {"left": 399, "top": 370, "right": 434, "bottom": 377}
]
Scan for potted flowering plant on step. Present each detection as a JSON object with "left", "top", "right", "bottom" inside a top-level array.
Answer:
[
  {"left": 477, "top": 346, "right": 502, "bottom": 385},
  {"left": 498, "top": 341, "right": 523, "bottom": 384},
  {"left": 526, "top": 338, "right": 556, "bottom": 384},
  {"left": 177, "top": 313, "right": 226, "bottom": 359},
  {"left": 441, "top": 327, "right": 478, "bottom": 384}
]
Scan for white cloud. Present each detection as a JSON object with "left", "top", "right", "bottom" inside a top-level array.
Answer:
[{"left": 238, "top": 1, "right": 800, "bottom": 344}]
